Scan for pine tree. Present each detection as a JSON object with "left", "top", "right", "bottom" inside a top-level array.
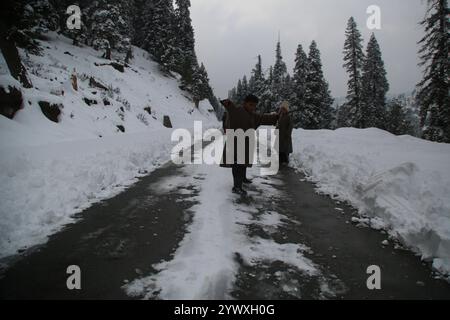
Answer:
[
  {"left": 271, "top": 40, "right": 288, "bottom": 110},
  {"left": 291, "top": 44, "right": 309, "bottom": 128},
  {"left": 192, "top": 63, "right": 211, "bottom": 106},
  {"left": 416, "top": 0, "right": 450, "bottom": 142},
  {"left": 242, "top": 75, "right": 249, "bottom": 98},
  {"left": 236, "top": 79, "right": 244, "bottom": 104},
  {"left": 85, "top": 0, "right": 132, "bottom": 57},
  {"left": 228, "top": 87, "right": 237, "bottom": 103},
  {"left": 386, "top": 99, "right": 413, "bottom": 135},
  {"left": 361, "top": 33, "right": 389, "bottom": 128},
  {"left": 4, "top": 0, "right": 60, "bottom": 53},
  {"left": 140, "top": 0, "right": 177, "bottom": 69},
  {"left": 174, "top": 0, "right": 198, "bottom": 87},
  {"left": 283, "top": 74, "right": 294, "bottom": 103},
  {"left": 303, "top": 41, "right": 334, "bottom": 129},
  {"left": 250, "top": 55, "right": 265, "bottom": 95},
  {"left": 343, "top": 17, "right": 365, "bottom": 127}
]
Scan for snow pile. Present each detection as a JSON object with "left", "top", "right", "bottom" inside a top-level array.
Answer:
[
  {"left": 0, "top": 33, "right": 219, "bottom": 257},
  {"left": 291, "top": 128, "right": 450, "bottom": 275},
  {"left": 0, "top": 129, "right": 172, "bottom": 257}
]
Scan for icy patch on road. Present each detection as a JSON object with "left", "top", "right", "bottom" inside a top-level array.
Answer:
[{"left": 239, "top": 237, "right": 317, "bottom": 275}]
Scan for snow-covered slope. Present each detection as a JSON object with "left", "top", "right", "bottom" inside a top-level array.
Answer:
[
  {"left": 291, "top": 128, "right": 450, "bottom": 276},
  {"left": 1, "top": 32, "right": 218, "bottom": 146},
  {"left": 0, "top": 33, "right": 219, "bottom": 258}
]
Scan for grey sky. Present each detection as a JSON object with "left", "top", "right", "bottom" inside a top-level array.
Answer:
[{"left": 190, "top": 0, "right": 427, "bottom": 99}]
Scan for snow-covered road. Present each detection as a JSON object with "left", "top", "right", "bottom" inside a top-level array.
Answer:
[
  {"left": 124, "top": 141, "right": 325, "bottom": 299},
  {"left": 1, "top": 139, "right": 449, "bottom": 299}
]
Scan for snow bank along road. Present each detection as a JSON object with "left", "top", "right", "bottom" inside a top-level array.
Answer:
[{"left": 0, "top": 139, "right": 449, "bottom": 299}]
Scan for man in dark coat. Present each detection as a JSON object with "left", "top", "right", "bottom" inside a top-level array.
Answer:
[
  {"left": 222, "top": 111, "right": 228, "bottom": 132},
  {"left": 276, "top": 101, "right": 293, "bottom": 165},
  {"left": 220, "top": 94, "right": 287, "bottom": 195}
]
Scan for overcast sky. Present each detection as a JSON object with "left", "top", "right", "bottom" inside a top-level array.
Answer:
[{"left": 190, "top": 0, "right": 427, "bottom": 99}]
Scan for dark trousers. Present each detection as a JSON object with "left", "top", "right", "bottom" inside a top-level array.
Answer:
[
  {"left": 279, "top": 152, "right": 289, "bottom": 164},
  {"left": 232, "top": 165, "right": 247, "bottom": 189}
]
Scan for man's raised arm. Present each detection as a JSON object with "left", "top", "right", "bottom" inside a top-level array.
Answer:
[{"left": 220, "top": 99, "right": 237, "bottom": 111}]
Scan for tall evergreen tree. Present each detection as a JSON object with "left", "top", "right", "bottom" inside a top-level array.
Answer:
[
  {"left": 271, "top": 40, "right": 288, "bottom": 110},
  {"left": 342, "top": 17, "right": 365, "bottom": 127},
  {"left": 303, "top": 41, "right": 334, "bottom": 129},
  {"left": 242, "top": 75, "right": 249, "bottom": 98},
  {"left": 192, "top": 62, "right": 211, "bottom": 106},
  {"left": 361, "top": 33, "right": 389, "bottom": 128},
  {"left": 416, "top": 0, "right": 450, "bottom": 142},
  {"left": 174, "top": 0, "right": 198, "bottom": 87},
  {"left": 140, "top": 0, "right": 177, "bottom": 70},
  {"left": 250, "top": 55, "right": 265, "bottom": 95},
  {"left": 236, "top": 79, "right": 244, "bottom": 103},
  {"left": 291, "top": 44, "right": 309, "bottom": 128}
]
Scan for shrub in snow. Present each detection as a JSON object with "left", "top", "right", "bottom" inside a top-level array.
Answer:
[{"left": 137, "top": 113, "right": 149, "bottom": 126}]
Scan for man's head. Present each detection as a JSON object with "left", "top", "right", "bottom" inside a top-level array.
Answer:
[{"left": 243, "top": 94, "right": 259, "bottom": 113}]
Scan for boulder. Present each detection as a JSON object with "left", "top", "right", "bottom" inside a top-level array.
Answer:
[
  {"left": 89, "top": 77, "right": 108, "bottom": 90},
  {"left": 83, "top": 97, "right": 98, "bottom": 106},
  {"left": 38, "top": 101, "right": 62, "bottom": 123},
  {"left": 0, "top": 85, "right": 23, "bottom": 119},
  {"left": 163, "top": 115, "right": 172, "bottom": 128}
]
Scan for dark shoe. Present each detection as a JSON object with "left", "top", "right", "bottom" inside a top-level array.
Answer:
[
  {"left": 232, "top": 187, "right": 248, "bottom": 196},
  {"left": 243, "top": 178, "right": 253, "bottom": 184}
]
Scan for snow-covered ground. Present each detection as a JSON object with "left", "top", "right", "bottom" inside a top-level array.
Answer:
[
  {"left": 291, "top": 128, "right": 450, "bottom": 275},
  {"left": 0, "top": 33, "right": 219, "bottom": 258}
]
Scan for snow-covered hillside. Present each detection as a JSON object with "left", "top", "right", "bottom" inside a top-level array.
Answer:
[
  {"left": 291, "top": 128, "right": 450, "bottom": 276},
  {"left": 0, "top": 33, "right": 219, "bottom": 258}
]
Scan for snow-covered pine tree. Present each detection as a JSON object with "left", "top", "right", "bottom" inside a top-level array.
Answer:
[
  {"left": 228, "top": 87, "right": 237, "bottom": 103},
  {"left": 4, "top": 0, "right": 60, "bottom": 53},
  {"left": 291, "top": 44, "right": 309, "bottom": 128},
  {"left": 174, "top": 0, "right": 198, "bottom": 86},
  {"left": 361, "top": 33, "right": 389, "bottom": 129},
  {"left": 140, "top": 0, "right": 177, "bottom": 70},
  {"left": 249, "top": 55, "right": 272, "bottom": 111},
  {"left": 236, "top": 79, "right": 244, "bottom": 104},
  {"left": 303, "top": 41, "right": 334, "bottom": 129},
  {"left": 85, "top": 0, "right": 132, "bottom": 57},
  {"left": 261, "top": 66, "right": 276, "bottom": 113},
  {"left": 271, "top": 40, "right": 288, "bottom": 111},
  {"left": 385, "top": 99, "right": 413, "bottom": 136},
  {"left": 283, "top": 74, "right": 294, "bottom": 104},
  {"left": 242, "top": 75, "right": 249, "bottom": 99},
  {"left": 250, "top": 55, "right": 265, "bottom": 95},
  {"left": 60, "top": 1, "right": 88, "bottom": 47},
  {"left": 416, "top": 0, "right": 450, "bottom": 142},
  {"left": 342, "top": 17, "right": 365, "bottom": 128},
  {"left": 192, "top": 63, "right": 210, "bottom": 107}
]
